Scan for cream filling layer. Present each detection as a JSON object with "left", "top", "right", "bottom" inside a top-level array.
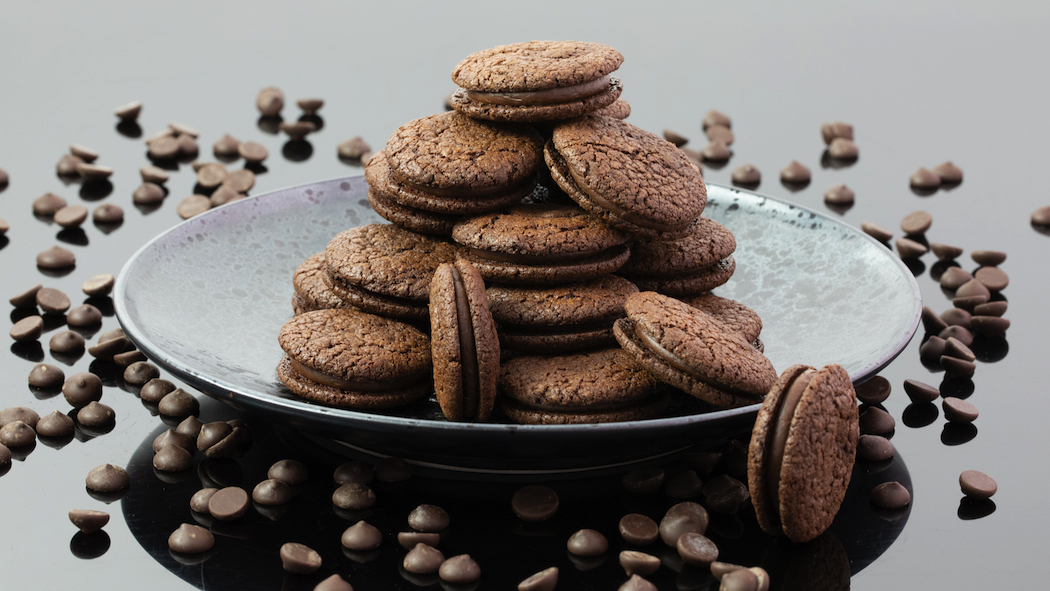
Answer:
[
  {"left": 465, "top": 75, "right": 610, "bottom": 106},
  {"left": 635, "top": 323, "right": 762, "bottom": 400},
  {"left": 289, "top": 359, "right": 425, "bottom": 393},
  {"left": 765, "top": 368, "right": 817, "bottom": 531},
  {"left": 451, "top": 265, "right": 480, "bottom": 420}
]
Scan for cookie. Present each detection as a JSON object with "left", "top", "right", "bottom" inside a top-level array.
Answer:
[
  {"left": 498, "top": 348, "right": 666, "bottom": 424},
  {"left": 324, "top": 224, "right": 459, "bottom": 321},
  {"left": 291, "top": 253, "right": 355, "bottom": 314},
  {"left": 546, "top": 116, "right": 706, "bottom": 239},
  {"left": 747, "top": 364, "right": 859, "bottom": 543},
  {"left": 618, "top": 217, "right": 737, "bottom": 296},
  {"left": 367, "top": 112, "right": 544, "bottom": 216},
  {"left": 429, "top": 260, "right": 500, "bottom": 422},
  {"left": 452, "top": 204, "right": 631, "bottom": 285},
  {"left": 277, "top": 309, "right": 433, "bottom": 409},
  {"left": 680, "top": 293, "right": 763, "bottom": 344},
  {"left": 367, "top": 175, "right": 461, "bottom": 236},
  {"left": 613, "top": 291, "right": 777, "bottom": 408},
  {"left": 450, "top": 41, "right": 624, "bottom": 122},
  {"left": 594, "top": 98, "right": 631, "bottom": 120},
  {"left": 487, "top": 275, "right": 638, "bottom": 353}
]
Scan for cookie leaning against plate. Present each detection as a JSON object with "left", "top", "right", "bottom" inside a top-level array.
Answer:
[
  {"left": 613, "top": 291, "right": 777, "bottom": 408},
  {"left": 277, "top": 309, "right": 433, "bottom": 409},
  {"left": 487, "top": 275, "right": 638, "bottom": 353},
  {"left": 498, "top": 348, "right": 666, "bottom": 424},
  {"left": 324, "top": 224, "right": 459, "bottom": 321},
  {"left": 453, "top": 203, "right": 631, "bottom": 286},
  {"left": 429, "top": 260, "right": 500, "bottom": 422},
  {"left": 546, "top": 116, "right": 706, "bottom": 240},
  {"left": 617, "top": 217, "right": 737, "bottom": 297},
  {"left": 747, "top": 364, "right": 859, "bottom": 543},
  {"left": 449, "top": 40, "right": 624, "bottom": 122}
]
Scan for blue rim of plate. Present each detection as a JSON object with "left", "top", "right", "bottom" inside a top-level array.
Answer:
[{"left": 114, "top": 175, "right": 921, "bottom": 469}]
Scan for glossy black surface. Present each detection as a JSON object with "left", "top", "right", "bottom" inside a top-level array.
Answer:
[{"left": 1, "top": 3, "right": 1045, "bottom": 589}]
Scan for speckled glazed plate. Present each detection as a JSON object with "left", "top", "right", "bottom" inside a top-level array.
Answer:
[{"left": 116, "top": 176, "right": 921, "bottom": 473}]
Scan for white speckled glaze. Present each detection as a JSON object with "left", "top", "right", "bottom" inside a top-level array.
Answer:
[{"left": 115, "top": 177, "right": 920, "bottom": 471}]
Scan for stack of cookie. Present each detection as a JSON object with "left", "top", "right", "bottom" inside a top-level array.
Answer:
[{"left": 278, "top": 41, "right": 777, "bottom": 424}]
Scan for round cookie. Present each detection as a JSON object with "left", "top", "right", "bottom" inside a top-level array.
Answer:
[
  {"left": 367, "top": 177, "right": 461, "bottom": 236},
  {"left": 498, "top": 348, "right": 665, "bottom": 424},
  {"left": 613, "top": 291, "right": 777, "bottom": 408},
  {"left": 680, "top": 293, "right": 763, "bottom": 344},
  {"left": 324, "top": 224, "right": 459, "bottom": 320},
  {"left": 277, "top": 309, "right": 433, "bottom": 409},
  {"left": 618, "top": 217, "right": 736, "bottom": 276},
  {"left": 429, "top": 260, "right": 500, "bottom": 422},
  {"left": 487, "top": 275, "right": 638, "bottom": 353},
  {"left": 452, "top": 204, "right": 631, "bottom": 285},
  {"left": 747, "top": 364, "right": 859, "bottom": 543},
  {"left": 450, "top": 41, "right": 624, "bottom": 122},
  {"left": 292, "top": 253, "right": 356, "bottom": 314},
  {"left": 546, "top": 116, "right": 706, "bottom": 240},
  {"left": 626, "top": 257, "right": 736, "bottom": 297}
]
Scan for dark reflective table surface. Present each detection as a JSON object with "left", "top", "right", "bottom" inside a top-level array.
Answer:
[{"left": 2, "top": 3, "right": 1047, "bottom": 589}]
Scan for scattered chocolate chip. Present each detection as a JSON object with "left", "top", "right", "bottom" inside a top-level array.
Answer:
[
  {"left": 871, "top": 481, "right": 911, "bottom": 509},
  {"left": 282, "top": 543, "right": 323, "bottom": 575},
  {"left": 705, "top": 125, "right": 734, "bottom": 145},
  {"left": 67, "top": 304, "right": 102, "bottom": 328},
  {"left": 855, "top": 375, "right": 891, "bottom": 404},
  {"left": 148, "top": 135, "right": 179, "bottom": 159},
  {"left": 37, "top": 245, "right": 76, "bottom": 269},
  {"left": 36, "top": 288, "right": 71, "bottom": 314},
  {"left": 140, "top": 165, "right": 169, "bottom": 184},
  {"left": 859, "top": 406, "right": 895, "bottom": 435},
  {"left": 0, "top": 407, "right": 39, "bottom": 428},
  {"left": 659, "top": 502, "right": 708, "bottom": 546},
  {"left": 960, "top": 470, "right": 997, "bottom": 499},
  {"left": 49, "top": 329, "right": 85, "bottom": 353},
  {"left": 940, "top": 355, "right": 976, "bottom": 378},
  {"left": 618, "top": 513, "right": 659, "bottom": 546},
  {"left": 703, "top": 110, "right": 732, "bottom": 130},
  {"left": 54, "top": 205, "right": 88, "bottom": 228},
  {"left": 69, "top": 509, "right": 109, "bottom": 534},
  {"left": 944, "top": 337, "right": 976, "bottom": 362},
  {"left": 189, "top": 488, "right": 218, "bottom": 513},
  {"left": 730, "top": 164, "right": 761, "bottom": 186},
  {"left": 93, "top": 203, "right": 124, "bottom": 224},
  {"left": 860, "top": 221, "right": 892, "bottom": 242},
  {"left": 903, "top": 379, "right": 939, "bottom": 403},
  {"left": 28, "top": 363, "right": 64, "bottom": 388},
  {"left": 929, "top": 243, "right": 962, "bottom": 261},
  {"left": 222, "top": 169, "right": 255, "bottom": 193},
  {"left": 115, "top": 101, "right": 143, "bottom": 121},
  {"left": 720, "top": 568, "right": 761, "bottom": 591},
  {"left": 177, "top": 135, "right": 199, "bottom": 157},
  {"left": 828, "top": 138, "right": 858, "bottom": 159},
  {"left": 238, "top": 141, "right": 268, "bottom": 163},
  {"left": 0, "top": 444, "right": 9, "bottom": 465},
  {"left": 677, "top": 532, "right": 718, "bottom": 566},
  {"left": 910, "top": 167, "right": 941, "bottom": 189},
  {"left": 702, "top": 474, "right": 750, "bottom": 514},
  {"left": 280, "top": 120, "right": 316, "bottom": 140},
  {"left": 780, "top": 160, "right": 811, "bottom": 183},
  {"left": 123, "top": 361, "right": 160, "bottom": 385},
  {"left": 939, "top": 325, "right": 974, "bottom": 346},
  {"left": 10, "top": 285, "right": 42, "bottom": 308},
  {"left": 332, "top": 483, "right": 376, "bottom": 510},
  {"left": 857, "top": 434, "right": 895, "bottom": 461},
  {"left": 970, "top": 315, "right": 1010, "bottom": 336},
  {"left": 267, "top": 459, "right": 308, "bottom": 485},
  {"left": 70, "top": 144, "right": 99, "bottom": 162},
  {"left": 973, "top": 300, "right": 1007, "bottom": 317},
  {"left": 975, "top": 266, "right": 1008, "bottom": 291},
  {"left": 257, "top": 87, "right": 285, "bottom": 116},
  {"left": 511, "top": 485, "right": 559, "bottom": 522},
  {"left": 342, "top": 521, "right": 383, "bottom": 551},
  {"left": 153, "top": 445, "right": 193, "bottom": 472},
  {"left": 824, "top": 184, "right": 855, "bottom": 205},
  {"left": 132, "top": 182, "right": 165, "bottom": 205},
  {"left": 408, "top": 504, "right": 451, "bottom": 533},
  {"left": 940, "top": 267, "right": 973, "bottom": 290},
  {"left": 338, "top": 137, "right": 372, "bottom": 160},
  {"left": 176, "top": 415, "right": 204, "bottom": 440},
  {"left": 518, "top": 566, "right": 559, "bottom": 591},
  {"left": 404, "top": 543, "right": 445, "bottom": 574},
  {"left": 76, "top": 163, "right": 113, "bottom": 180},
  {"left": 77, "top": 401, "right": 116, "bottom": 428},
  {"left": 113, "top": 349, "right": 147, "bottom": 367},
  {"left": 33, "top": 192, "right": 68, "bottom": 216},
  {"left": 622, "top": 466, "right": 664, "bottom": 494},
  {"left": 901, "top": 211, "right": 932, "bottom": 235},
  {"left": 895, "top": 237, "right": 927, "bottom": 259},
  {"left": 253, "top": 478, "right": 293, "bottom": 505},
  {"left": 153, "top": 429, "right": 195, "bottom": 453},
  {"left": 209, "top": 486, "right": 249, "bottom": 521},
  {"left": 169, "top": 121, "right": 199, "bottom": 138},
  {"left": 314, "top": 574, "right": 352, "bottom": 591},
  {"left": 168, "top": 523, "right": 214, "bottom": 554},
  {"left": 177, "top": 195, "right": 211, "bottom": 219},
  {"left": 63, "top": 372, "right": 103, "bottom": 407},
  {"left": 85, "top": 464, "right": 129, "bottom": 492},
  {"left": 1031, "top": 206, "right": 1050, "bottom": 225},
  {"left": 439, "top": 554, "right": 481, "bottom": 584},
  {"left": 662, "top": 129, "right": 688, "bottom": 146},
  {"left": 56, "top": 154, "right": 84, "bottom": 176},
  {"left": 158, "top": 389, "right": 200, "bottom": 418},
  {"left": 567, "top": 528, "right": 607, "bottom": 557},
  {"left": 398, "top": 531, "right": 440, "bottom": 550},
  {"left": 701, "top": 140, "right": 731, "bottom": 161},
  {"left": 932, "top": 161, "right": 963, "bottom": 183},
  {"left": 333, "top": 460, "right": 373, "bottom": 485},
  {"left": 821, "top": 121, "right": 853, "bottom": 144},
  {"left": 196, "top": 420, "right": 252, "bottom": 458},
  {"left": 195, "top": 163, "right": 227, "bottom": 188},
  {"left": 0, "top": 421, "right": 35, "bottom": 447},
  {"left": 9, "top": 315, "right": 43, "bottom": 342},
  {"left": 297, "top": 98, "right": 324, "bottom": 114},
  {"left": 943, "top": 397, "right": 978, "bottom": 423},
  {"left": 82, "top": 273, "right": 115, "bottom": 297}
]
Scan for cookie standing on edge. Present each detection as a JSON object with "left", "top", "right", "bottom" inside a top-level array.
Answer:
[
  {"left": 450, "top": 41, "right": 624, "bottom": 122},
  {"left": 747, "top": 364, "right": 859, "bottom": 543},
  {"left": 546, "top": 116, "right": 707, "bottom": 240},
  {"left": 277, "top": 309, "right": 433, "bottom": 409},
  {"left": 429, "top": 260, "right": 500, "bottom": 422}
]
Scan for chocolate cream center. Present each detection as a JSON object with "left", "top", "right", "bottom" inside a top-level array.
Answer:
[
  {"left": 465, "top": 75, "right": 610, "bottom": 106},
  {"left": 289, "top": 359, "right": 424, "bottom": 393},
  {"left": 634, "top": 323, "right": 763, "bottom": 401},
  {"left": 467, "top": 245, "right": 626, "bottom": 265},
  {"left": 764, "top": 368, "right": 817, "bottom": 531},
  {"left": 451, "top": 265, "right": 480, "bottom": 420}
]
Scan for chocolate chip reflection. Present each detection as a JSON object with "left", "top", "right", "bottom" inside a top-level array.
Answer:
[
  {"left": 257, "top": 115, "right": 282, "bottom": 135},
  {"left": 940, "top": 422, "right": 978, "bottom": 446},
  {"left": 901, "top": 402, "right": 939, "bottom": 428},
  {"left": 69, "top": 530, "right": 111, "bottom": 559},
  {"left": 939, "top": 377, "right": 975, "bottom": 400},
  {"left": 79, "top": 180, "right": 113, "bottom": 201},
  {"left": 971, "top": 335, "right": 1009, "bottom": 362},
  {"left": 116, "top": 120, "right": 143, "bottom": 138},
  {"left": 957, "top": 497, "right": 996, "bottom": 520},
  {"left": 282, "top": 140, "right": 313, "bottom": 162}
]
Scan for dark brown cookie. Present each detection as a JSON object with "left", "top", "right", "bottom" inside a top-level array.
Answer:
[
  {"left": 324, "top": 224, "right": 459, "bottom": 320},
  {"left": 498, "top": 348, "right": 665, "bottom": 424},
  {"left": 292, "top": 253, "right": 355, "bottom": 314},
  {"left": 277, "top": 309, "right": 432, "bottom": 409},
  {"left": 367, "top": 182, "right": 460, "bottom": 236},
  {"left": 429, "top": 260, "right": 500, "bottom": 422},
  {"left": 487, "top": 275, "right": 638, "bottom": 353},
  {"left": 618, "top": 218, "right": 736, "bottom": 276},
  {"left": 547, "top": 117, "right": 706, "bottom": 239},
  {"left": 680, "top": 293, "right": 763, "bottom": 344},
  {"left": 450, "top": 41, "right": 624, "bottom": 122},
  {"left": 594, "top": 98, "right": 631, "bottom": 120},
  {"left": 613, "top": 292, "right": 777, "bottom": 408},
  {"left": 747, "top": 364, "right": 859, "bottom": 543},
  {"left": 452, "top": 204, "right": 631, "bottom": 285},
  {"left": 625, "top": 256, "right": 736, "bottom": 297}
]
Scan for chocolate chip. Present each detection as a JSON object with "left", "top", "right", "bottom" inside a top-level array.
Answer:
[
  {"left": 701, "top": 140, "right": 732, "bottom": 161},
  {"left": 0, "top": 407, "right": 39, "bottom": 429},
  {"left": 702, "top": 474, "right": 750, "bottom": 514},
  {"left": 659, "top": 502, "right": 708, "bottom": 546},
  {"left": 77, "top": 401, "right": 115, "bottom": 428},
  {"left": 207, "top": 186, "right": 239, "bottom": 207},
  {"left": 374, "top": 456, "right": 412, "bottom": 482},
  {"left": 342, "top": 521, "right": 383, "bottom": 551},
  {"left": 821, "top": 121, "right": 853, "bottom": 144},
  {"left": 567, "top": 528, "right": 607, "bottom": 557},
  {"left": 140, "top": 165, "right": 169, "bottom": 184},
  {"left": 438, "top": 554, "right": 480, "bottom": 584},
  {"left": 970, "top": 315, "right": 1010, "bottom": 336},
  {"left": 69, "top": 509, "right": 109, "bottom": 534},
  {"left": 81, "top": 274, "right": 115, "bottom": 297},
  {"left": 404, "top": 543, "right": 445, "bottom": 574},
  {"left": 85, "top": 464, "right": 129, "bottom": 492},
  {"left": 705, "top": 125, "right": 734, "bottom": 145},
  {"left": 158, "top": 389, "right": 200, "bottom": 418},
  {"left": 518, "top": 566, "right": 559, "bottom": 591},
  {"left": 257, "top": 87, "right": 284, "bottom": 116},
  {"left": 855, "top": 375, "right": 891, "bottom": 404},
  {"left": 176, "top": 415, "right": 204, "bottom": 439},
  {"left": 37, "top": 246, "right": 76, "bottom": 270},
  {"left": 189, "top": 488, "right": 218, "bottom": 513},
  {"left": 33, "top": 192, "right": 68, "bottom": 216},
  {"left": 223, "top": 169, "right": 256, "bottom": 193},
  {"left": 35, "top": 288, "right": 70, "bottom": 314},
  {"left": 63, "top": 372, "right": 103, "bottom": 407},
  {"left": 944, "top": 337, "right": 976, "bottom": 362},
  {"left": 338, "top": 137, "right": 372, "bottom": 160},
  {"left": 824, "top": 184, "right": 855, "bottom": 205},
  {"left": 664, "top": 469, "right": 702, "bottom": 499},
  {"left": 48, "top": 330, "right": 84, "bottom": 353},
  {"left": 955, "top": 279, "right": 991, "bottom": 305},
  {"left": 315, "top": 575, "right": 352, "bottom": 591},
  {"left": 0, "top": 444, "right": 9, "bottom": 465},
  {"left": 213, "top": 134, "right": 241, "bottom": 157},
  {"left": 730, "top": 164, "right": 761, "bottom": 186},
  {"left": 197, "top": 420, "right": 252, "bottom": 458},
  {"left": 140, "top": 378, "right": 176, "bottom": 403},
  {"left": 66, "top": 304, "right": 102, "bottom": 328},
  {"left": 975, "top": 266, "right": 1008, "bottom": 291},
  {"left": 153, "top": 429, "right": 195, "bottom": 453},
  {"left": 511, "top": 485, "right": 559, "bottom": 522},
  {"left": 901, "top": 211, "right": 932, "bottom": 235},
  {"left": 93, "top": 203, "right": 124, "bottom": 224},
  {"left": 871, "top": 481, "right": 910, "bottom": 509},
  {"left": 0, "top": 168, "right": 7, "bottom": 187},
  {"left": 939, "top": 325, "right": 974, "bottom": 346},
  {"left": 280, "top": 120, "right": 316, "bottom": 140},
  {"left": 252, "top": 478, "right": 293, "bottom": 505},
  {"left": 36, "top": 411, "right": 72, "bottom": 439},
  {"left": 780, "top": 160, "right": 811, "bottom": 183},
  {"left": 113, "top": 350, "right": 146, "bottom": 367},
  {"left": 859, "top": 406, "right": 895, "bottom": 435},
  {"left": 943, "top": 397, "right": 978, "bottom": 423},
  {"left": 266, "top": 459, "right": 308, "bottom": 485},
  {"left": 169, "top": 523, "right": 214, "bottom": 554},
  {"left": 169, "top": 121, "right": 199, "bottom": 138},
  {"left": 941, "top": 308, "right": 972, "bottom": 328},
  {"left": 721, "top": 568, "right": 761, "bottom": 591},
  {"left": 132, "top": 182, "right": 165, "bottom": 205},
  {"left": 929, "top": 243, "right": 962, "bottom": 261},
  {"left": 970, "top": 250, "right": 1005, "bottom": 267},
  {"left": 28, "top": 363, "right": 64, "bottom": 389},
  {"left": 208, "top": 486, "right": 249, "bottom": 520},
  {"left": 177, "top": 135, "right": 199, "bottom": 157},
  {"left": 54, "top": 205, "right": 88, "bottom": 228},
  {"left": 76, "top": 163, "right": 113, "bottom": 180},
  {"left": 0, "top": 421, "right": 35, "bottom": 447},
  {"left": 297, "top": 98, "right": 324, "bottom": 114},
  {"left": 960, "top": 470, "right": 996, "bottom": 499},
  {"left": 398, "top": 531, "right": 440, "bottom": 549},
  {"left": 895, "top": 237, "right": 927, "bottom": 259},
  {"left": 56, "top": 154, "right": 84, "bottom": 176},
  {"left": 941, "top": 355, "right": 976, "bottom": 378},
  {"left": 177, "top": 195, "right": 211, "bottom": 219},
  {"left": 115, "top": 101, "right": 142, "bottom": 121},
  {"left": 619, "top": 513, "right": 659, "bottom": 545},
  {"left": 238, "top": 141, "right": 268, "bottom": 163},
  {"left": 153, "top": 445, "right": 193, "bottom": 472},
  {"left": 334, "top": 460, "right": 373, "bottom": 485},
  {"left": 10, "top": 285, "right": 42, "bottom": 308},
  {"left": 910, "top": 167, "right": 941, "bottom": 189},
  {"left": 9, "top": 316, "right": 43, "bottom": 342},
  {"left": 974, "top": 301, "right": 1007, "bottom": 317},
  {"left": 860, "top": 221, "right": 892, "bottom": 242},
  {"left": 332, "top": 483, "right": 376, "bottom": 510},
  {"left": 933, "top": 161, "right": 963, "bottom": 183},
  {"left": 123, "top": 361, "right": 160, "bottom": 386},
  {"left": 903, "top": 379, "right": 939, "bottom": 403},
  {"left": 195, "top": 163, "right": 227, "bottom": 188},
  {"left": 677, "top": 532, "right": 718, "bottom": 566},
  {"left": 828, "top": 138, "right": 858, "bottom": 159},
  {"left": 662, "top": 129, "right": 688, "bottom": 146},
  {"left": 703, "top": 110, "right": 732, "bottom": 130},
  {"left": 1031, "top": 206, "right": 1050, "bottom": 225},
  {"left": 147, "top": 134, "right": 180, "bottom": 159},
  {"left": 622, "top": 466, "right": 664, "bottom": 494}
]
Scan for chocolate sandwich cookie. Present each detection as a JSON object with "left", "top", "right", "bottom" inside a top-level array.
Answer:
[
  {"left": 617, "top": 217, "right": 736, "bottom": 296},
  {"left": 498, "top": 348, "right": 665, "bottom": 424},
  {"left": 747, "top": 364, "right": 859, "bottom": 543},
  {"left": 487, "top": 275, "right": 639, "bottom": 353},
  {"left": 546, "top": 116, "right": 706, "bottom": 239},
  {"left": 367, "top": 112, "right": 543, "bottom": 217},
  {"left": 680, "top": 293, "right": 763, "bottom": 345},
  {"left": 449, "top": 40, "right": 624, "bottom": 122},
  {"left": 324, "top": 224, "right": 459, "bottom": 321},
  {"left": 452, "top": 204, "right": 631, "bottom": 285},
  {"left": 366, "top": 158, "right": 461, "bottom": 236},
  {"left": 277, "top": 309, "right": 432, "bottom": 409},
  {"left": 613, "top": 292, "right": 777, "bottom": 408},
  {"left": 291, "top": 253, "right": 355, "bottom": 315},
  {"left": 429, "top": 260, "right": 500, "bottom": 422}
]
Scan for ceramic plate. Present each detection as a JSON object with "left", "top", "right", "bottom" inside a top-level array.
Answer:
[{"left": 115, "top": 176, "right": 921, "bottom": 473}]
